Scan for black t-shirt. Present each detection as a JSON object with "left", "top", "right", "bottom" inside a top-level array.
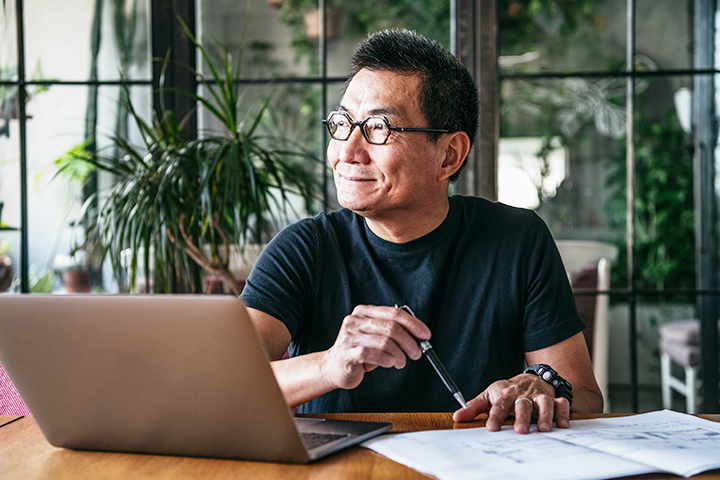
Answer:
[{"left": 241, "top": 195, "right": 584, "bottom": 413}]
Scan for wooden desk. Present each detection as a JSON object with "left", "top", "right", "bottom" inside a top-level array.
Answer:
[{"left": 1, "top": 413, "right": 719, "bottom": 479}]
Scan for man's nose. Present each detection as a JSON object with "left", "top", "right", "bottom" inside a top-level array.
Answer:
[{"left": 336, "top": 126, "right": 370, "bottom": 163}]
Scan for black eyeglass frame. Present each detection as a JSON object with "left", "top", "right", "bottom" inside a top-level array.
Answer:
[{"left": 322, "top": 111, "right": 450, "bottom": 145}]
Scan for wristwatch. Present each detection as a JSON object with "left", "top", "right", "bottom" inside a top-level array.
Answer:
[{"left": 523, "top": 364, "right": 573, "bottom": 406}]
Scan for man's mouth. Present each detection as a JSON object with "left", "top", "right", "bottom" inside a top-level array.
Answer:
[
  {"left": 336, "top": 169, "right": 376, "bottom": 182},
  {"left": 341, "top": 175, "right": 374, "bottom": 182}
]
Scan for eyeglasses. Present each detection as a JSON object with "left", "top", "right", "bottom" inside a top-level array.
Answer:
[{"left": 322, "top": 111, "right": 450, "bottom": 145}]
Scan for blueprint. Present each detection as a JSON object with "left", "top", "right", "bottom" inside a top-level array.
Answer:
[{"left": 362, "top": 410, "right": 720, "bottom": 480}]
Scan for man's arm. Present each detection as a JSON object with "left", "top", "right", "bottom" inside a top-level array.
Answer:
[
  {"left": 453, "top": 332, "right": 603, "bottom": 433},
  {"left": 247, "top": 305, "right": 431, "bottom": 408}
]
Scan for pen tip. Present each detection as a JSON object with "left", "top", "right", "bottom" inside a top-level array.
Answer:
[{"left": 454, "top": 392, "right": 468, "bottom": 409}]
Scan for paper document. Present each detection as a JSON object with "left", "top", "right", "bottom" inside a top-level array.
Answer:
[{"left": 362, "top": 410, "right": 720, "bottom": 480}]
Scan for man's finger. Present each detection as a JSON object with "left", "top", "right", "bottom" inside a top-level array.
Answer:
[
  {"left": 348, "top": 305, "right": 430, "bottom": 360},
  {"left": 336, "top": 325, "right": 410, "bottom": 368},
  {"left": 485, "top": 394, "right": 516, "bottom": 432},
  {"left": 354, "top": 304, "right": 432, "bottom": 340},
  {"left": 452, "top": 393, "right": 489, "bottom": 423},
  {"left": 512, "top": 396, "right": 534, "bottom": 434},
  {"left": 554, "top": 397, "right": 571, "bottom": 428},
  {"left": 534, "top": 394, "right": 554, "bottom": 432}
]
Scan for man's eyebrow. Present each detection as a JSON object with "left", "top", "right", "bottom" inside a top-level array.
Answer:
[
  {"left": 368, "top": 107, "right": 400, "bottom": 118},
  {"left": 337, "top": 105, "right": 401, "bottom": 119}
]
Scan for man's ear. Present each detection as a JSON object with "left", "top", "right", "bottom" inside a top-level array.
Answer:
[{"left": 438, "top": 131, "right": 471, "bottom": 182}]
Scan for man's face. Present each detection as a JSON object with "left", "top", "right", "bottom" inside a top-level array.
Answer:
[{"left": 327, "top": 68, "right": 446, "bottom": 219}]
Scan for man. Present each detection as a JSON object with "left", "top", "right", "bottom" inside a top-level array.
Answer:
[{"left": 241, "top": 29, "right": 602, "bottom": 434}]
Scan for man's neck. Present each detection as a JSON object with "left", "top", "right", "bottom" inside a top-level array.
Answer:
[{"left": 363, "top": 198, "right": 450, "bottom": 244}]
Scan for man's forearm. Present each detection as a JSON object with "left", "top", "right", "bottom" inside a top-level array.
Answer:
[{"left": 270, "top": 351, "right": 336, "bottom": 407}]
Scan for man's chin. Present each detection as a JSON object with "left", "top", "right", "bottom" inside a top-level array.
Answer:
[{"left": 337, "top": 196, "right": 372, "bottom": 214}]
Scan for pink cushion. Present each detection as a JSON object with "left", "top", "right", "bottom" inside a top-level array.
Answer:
[
  {"left": 0, "top": 362, "right": 31, "bottom": 416},
  {"left": 661, "top": 338, "right": 701, "bottom": 368},
  {"left": 660, "top": 319, "right": 720, "bottom": 345}
]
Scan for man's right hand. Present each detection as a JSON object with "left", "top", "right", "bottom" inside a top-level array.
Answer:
[
  {"left": 321, "top": 304, "right": 432, "bottom": 390},
  {"left": 248, "top": 304, "right": 431, "bottom": 407}
]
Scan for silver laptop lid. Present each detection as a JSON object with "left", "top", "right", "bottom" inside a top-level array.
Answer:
[{"left": 0, "top": 295, "right": 312, "bottom": 462}]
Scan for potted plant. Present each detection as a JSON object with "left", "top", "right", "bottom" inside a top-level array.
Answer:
[{"left": 89, "top": 18, "right": 320, "bottom": 295}]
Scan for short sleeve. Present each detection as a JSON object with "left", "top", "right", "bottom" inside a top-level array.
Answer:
[
  {"left": 240, "top": 219, "right": 319, "bottom": 339},
  {"left": 520, "top": 213, "right": 586, "bottom": 352}
]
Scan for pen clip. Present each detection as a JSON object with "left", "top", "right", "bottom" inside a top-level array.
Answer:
[{"left": 395, "top": 304, "right": 416, "bottom": 318}]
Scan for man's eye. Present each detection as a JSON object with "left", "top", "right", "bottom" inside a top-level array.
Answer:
[{"left": 369, "top": 120, "right": 387, "bottom": 131}]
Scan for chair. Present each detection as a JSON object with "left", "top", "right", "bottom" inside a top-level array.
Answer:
[
  {"left": 555, "top": 240, "right": 618, "bottom": 413},
  {"left": 660, "top": 319, "right": 720, "bottom": 413},
  {"left": 0, "top": 362, "right": 31, "bottom": 416}
]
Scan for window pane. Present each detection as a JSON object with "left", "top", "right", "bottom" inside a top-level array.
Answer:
[
  {"left": 23, "top": 0, "right": 151, "bottom": 82},
  {"left": 630, "top": 75, "right": 695, "bottom": 292},
  {"left": 0, "top": 0, "right": 18, "bottom": 77},
  {"left": 499, "top": 76, "right": 627, "bottom": 280},
  {"left": 499, "top": 0, "right": 624, "bottom": 75},
  {"left": 0, "top": 76, "right": 20, "bottom": 292},
  {"left": 197, "top": 0, "right": 317, "bottom": 78},
  {"left": 23, "top": 84, "right": 88, "bottom": 292},
  {"left": 636, "top": 0, "right": 692, "bottom": 70},
  {"left": 19, "top": 84, "right": 151, "bottom": 293},
  {"left": 0, "top": 0, "right": 19, "bottom": 291}
]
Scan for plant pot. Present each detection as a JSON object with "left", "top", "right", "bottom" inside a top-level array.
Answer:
[
  {"left": 203, "top": 275, "right": 249, "bottom": 295},
  {"left": 204, "top": 275, "right": 227, "bottom": 294},
  {"left": 62, "top": 269, "right": 92, "bottom": 293},
  {"left": 0, "top": 257, "right": 12, "bottom": 292},
  {"left": 199, "top": 244, "right": 263, "bottom": 295},
  {"left": 303, "top": 8, "right": 337, "bottom": 38}
]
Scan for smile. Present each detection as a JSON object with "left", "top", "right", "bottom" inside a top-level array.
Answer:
[
  {"left": 341, "top": 176, "right": 375, "bottom": 182},
  {"left": 336, "top": 170, "right": 376, "bottom": 182}
]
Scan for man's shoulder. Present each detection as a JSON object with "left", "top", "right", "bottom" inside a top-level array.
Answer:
[
  {"left": 275, "top": 208, "right": 359, "bottom": 242},
  {"left": 292, "top": 208, "right": 357, "bottom": 229},
  {"left": 450, "top": 195, "right": 539, "bottom": 226}
]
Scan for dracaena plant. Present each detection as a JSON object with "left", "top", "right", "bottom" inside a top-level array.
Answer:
[{"left": 89, "top": 15, "right": 320, "bottom": 295}]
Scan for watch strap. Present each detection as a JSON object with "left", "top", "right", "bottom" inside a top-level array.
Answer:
[{"left": 523, "top": 364, "right": 573, "bottom": 405}]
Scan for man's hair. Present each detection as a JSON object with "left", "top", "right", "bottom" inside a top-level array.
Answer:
[{"left": 349, "top": 29, "right": 479, "bottom": 181}]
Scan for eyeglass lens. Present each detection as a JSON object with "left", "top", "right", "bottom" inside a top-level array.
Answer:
[{"left": 326, "top": 112, "right": 390, "bottom": 145}]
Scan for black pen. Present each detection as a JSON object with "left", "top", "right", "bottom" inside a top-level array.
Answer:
[{"left": 395, "top": 304, "right": 468, "bottom": 409}]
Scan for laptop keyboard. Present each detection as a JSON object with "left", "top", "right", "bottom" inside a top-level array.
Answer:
[{"left": 301, "top": 432, "right": 350, "bottom": 449}]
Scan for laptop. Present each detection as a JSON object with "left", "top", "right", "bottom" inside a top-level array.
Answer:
[{"left": 0, "top": 295, "right": 391, "bottom": 463}]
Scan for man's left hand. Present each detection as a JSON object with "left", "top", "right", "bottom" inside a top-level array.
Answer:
[{"left": 452, "top": 373, "right": 571, "bottom": 434}]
